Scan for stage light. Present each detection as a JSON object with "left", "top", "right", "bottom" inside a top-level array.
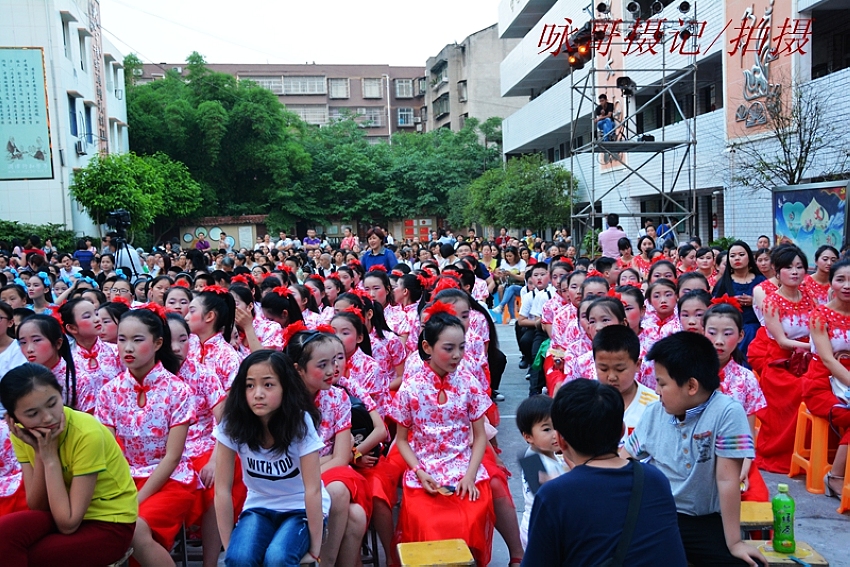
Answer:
[
  {"left": 651, "top": 1, "right": 664, "bottom": 14},
  {"left": 596, "top": 2, "right": 610, "bottom": 14},
  {"left": 678, "top": 1, "right": 691, "bottom": 13},
  {"left": 626, "top": 1, "right": 641, "bottom": 15}
]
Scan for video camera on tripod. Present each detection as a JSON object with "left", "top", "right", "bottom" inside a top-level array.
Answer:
[{"left": 105, "top": 209, "right": 141, "bottom": 278}]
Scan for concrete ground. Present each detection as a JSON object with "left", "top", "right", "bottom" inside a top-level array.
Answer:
[
  {"left": 190, "top": 324, "right": 849, "bottom": 566},
  {"left": 488, "top": 324, "right": 850, "bottom": 567}
]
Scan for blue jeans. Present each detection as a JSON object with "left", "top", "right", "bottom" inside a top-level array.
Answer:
[
  {"left": 598, "top": 117, "right": 615, "bottom": 140},
  {"left": 226, "top": 508, "right": 311, "bottom": 567},
  {"left": 497, "top": 285, "right": 522, "bottom": 318}
]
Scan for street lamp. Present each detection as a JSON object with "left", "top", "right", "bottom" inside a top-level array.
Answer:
[{"left": 382, "top": 73, "right": 392, "bottom": 145}]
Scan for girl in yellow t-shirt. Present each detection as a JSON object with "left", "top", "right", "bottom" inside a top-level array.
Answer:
[{"left": 0, "top": 363, "right": 137, "bottom": 566}]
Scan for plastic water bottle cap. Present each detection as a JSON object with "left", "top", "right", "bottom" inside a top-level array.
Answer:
[{"left": 778, "top": 483, "right": 789, "bottom": 492}]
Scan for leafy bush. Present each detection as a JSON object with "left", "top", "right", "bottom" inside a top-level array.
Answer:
[
  {"left": 0, "top": 220, "right": 78, "bottom": 253},
  {"left": 709, "top": 236, "right": 737, "bottom": 250}
]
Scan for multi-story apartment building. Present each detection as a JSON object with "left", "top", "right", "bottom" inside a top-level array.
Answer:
[
  {"left": 1, "top": 0, "right": 128, "bottom": 234},
  {"left": 424, "top": 24, "right": 526, "bottom": 132},
  {"left": 138, "top": 63, "right": 426, "bottom": 143},
  {"left": 499, "top": 0, "right": 850, "bottom": 244}
]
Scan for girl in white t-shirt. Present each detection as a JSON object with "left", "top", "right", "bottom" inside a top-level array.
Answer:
[{"left": 214, "top": 350, "right": 328, "bottom": 567}]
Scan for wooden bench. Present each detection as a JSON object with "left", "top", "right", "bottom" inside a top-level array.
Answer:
[
  {"left": 743, "top": 541, "right": 829, "bottom": 565},
  {"left": 397, "top": 539, "right": 474, "bottom": 567}
]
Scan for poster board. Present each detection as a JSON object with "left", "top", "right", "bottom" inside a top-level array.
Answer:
[
  {"left": 772, "top": 181, "right": 849, "bottom": 260},
  {"left": 0, "top": 47, "right": 53, "bottom": 180}
]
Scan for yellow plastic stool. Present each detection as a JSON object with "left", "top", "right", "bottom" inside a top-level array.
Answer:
[
  {"left": 788, "top": 403, "right": 834, "bottom": 494},
  {"left": 838, "top": 445, "right": 850, "bottom": 514},
  {"left": 397, "top": 539, "right": 475, "bottom": 567},
  {"left": 740, "top": 501, "right": 773, "bottom": 539}
]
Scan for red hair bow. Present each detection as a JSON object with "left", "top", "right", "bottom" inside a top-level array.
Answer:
[
  {"left": 111, "top": 295, "right": 132, "bottom": 306},
  {"left": 173, "top": 280, "right": 190, "bottom": 289},
  {"left": 650, "top": 255, "right": 667, "bottom": 265},
  {"left": 282, "top": 320, "right": 308, "bottom": 346},
  {"left": 340, "top": 305, "right": 366, "bottom": 323},
  {"left": 308, "top": 274, "right": 325, "bottom": 283},
  {"left": 327, "top": 272, "right": 341, "bottom": 281},
  {"left": 50, "top": 309, "right": 65, "bottom": 331},
  {"left": 348, "top": 259, "right": 362, "bottom": 269},
  {"left": 272, "top": 286, "right": 292, "bottom": 298},
  {"left": 710, "top": 295, "right": 743, "bottom": 312},
  {"left": 277, "top": 264, "right": 293, "bottom": 274},
  {"left": 316, "top": 324, "right": 335, "bottom": 334},
  {"left": 587, "top": 269, "right": 605, "bottom": 279},
  {"left": 422, "top": 267, "right": 438, "bottom": 279},
  {"left": 230, "top": 274, "right": 250, "bottom": 286},
  {"left": 391, "top": 269, "right": 405, "bottom": 277},
  {"left": 368, "top": 265, "right": 387, "bottom": 272},
  {"left": 139, "top": 302, "right": 168, "bottom": 321},
  {"left": 422, "top": 301, "right": 457, "bottom": 322},
  {"left": 433, "top": 277, "right": 460, "bottom": 295},
  {"left": 204, "top": 285, "right": 230, "bottom": 296}
]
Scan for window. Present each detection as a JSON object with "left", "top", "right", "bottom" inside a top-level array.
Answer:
[
  {"left": 358, "top": 107, "right": 384, "bottom": 128},
  {"left": 398, "top": 108, "right": 414, "bottom": 126},
  {"left": 433, "top": 93, "right": 450, "bottom": 118},
  {"left": 457, "top": 80, "right": 468, "bottom": 102},
  {"left": 329, "top": 78, "right": 350, "bottom": 99},
  {"left": 395, "top": 79, "right": 413, "bottom": 98},
  {"left": 84, "top": 105, "right": 93, "bottom": 144},
  {"left": 282, "top": 76, "right": 326, "bottom": 95},
  {"left": 78, "top": 31, "right": 87, "bottom": 72},
  {"left": 67, "top": 95, "right": 78, "bottom": 136},
  {"left": 420, "top": 106, "right": 428, "bottom": 123},
  {"left": 431, "top": 63, "right": 448, "bottom": 86},
  {"left": 417, "top": 78, "right": 427, "bottom": 96},
  {"left": 459, "top": 113, "right": 468, "bottom": 129},
  {"left": 245, "top": 76, "right": 283, "bottom": 94},
  {"left": 362, "top": 78, "right": 383, "bottom": 99},
  {"left": 62, "top": 19, "right": 72, "bottom": 59},
  {"left": 105, "top": 61, "right": 114, "bottom": 91},
  {"left": 286, "top": 105, "right": 328, "bottom": 125}
]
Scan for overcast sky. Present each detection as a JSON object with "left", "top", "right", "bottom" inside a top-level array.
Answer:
[{"left": 99, "top": 0, "right": 500, "bottom": 67}]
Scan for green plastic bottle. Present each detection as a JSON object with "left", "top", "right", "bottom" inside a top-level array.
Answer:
[{"left": 772, "top": 483, "right": 796, "bottom": 554}]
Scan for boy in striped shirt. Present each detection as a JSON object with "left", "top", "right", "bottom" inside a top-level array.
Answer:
[{"left": 625, "top": 332, "right": 767, "bottom": 567}]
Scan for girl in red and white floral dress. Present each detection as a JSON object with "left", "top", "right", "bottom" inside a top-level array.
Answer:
[
  {"left": 229, "top": 285, "right": 282, "bottom": 356},
  {"left": 750, "top": 245, "right": 816, "bottom": 474},
  {"left": 290, "top": 284, "right": 323, "bottom": 330},
  {"left": 0, "top": 419, "right": 26, "bottom": 517},
  {"left": 643, "top": 279, "right": 682, "bottom": 344},
  {"left": 548, "top": 271, "right": 586, "bottom": 350},
  {"left": 331, "top": 310, "right": 389, "bottom": 419},
  {"left": 389, "top": 308, "right": 496, "bottom": 566},
  {"left": 633, "top": 236, "right": 656, "bottom": 278},
  {"left": 289, "top": 329, "right": 376, "bottom": 567},
  {"left": 60, "top": 298, "right": 122, "bottom": 414},
  {"left": 187, "top": 287, "right": 242, "bottom": 390},
  {"left": 304, "top": 275, "right": 336, "bottom": 325},
  {"left": 95, "top": 308, "right": 198, "bottom": 567},
  {"left": 168, "top": 313, "right": 227, "bottom": 567},
  {"left": 17, "top": 315, "right": 77, "bottom": 408},
  {"left": 703, "top": 301, "right": 769, "bottom": 502},
  {"left": 392, "top": 273, "right": 425, "bottom": 353},
  {"left": 804, "top": 259, "right": 850, "bottom": 498},
  {"left": 802, "top": 245, "right": 838, "bottom": 306}
]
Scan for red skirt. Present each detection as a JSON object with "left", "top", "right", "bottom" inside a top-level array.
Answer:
[
  {"left": 482, "top": 445, "right": 513, "bottom": 505},
  {"left": 741, "top": 461, "right": 769, "bottom": 502},
  {"left": 356, "top": 451, "right": 405, "bottom": 510},
  {"left": 0, "top": 483, "right": 27, "bottom": 517},
  {"left": 322, "top": 466, "right": 373, "bottom": 520},
  {"left": 803, "top": 356, "right": 850, "bottom": 445},
  {"left": 747, "top": 327, "right": 770, "bottom": 378},
  {"left": 396, "top": 481, "right": 494, "bottom": 567},
  {"left": 134, "top": 477, "right": 197, "bottom": 551},
  {"left": 754, "top": 339, "right": 803, "bottom": 474},
  {"left": 543, "top": 355, "right": 566, "bottom": 396}
]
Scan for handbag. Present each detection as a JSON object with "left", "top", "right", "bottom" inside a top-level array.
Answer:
[
  {"left": 787, "top": 350, "right": 812, "bottom": 377},
  {"left": 598, "top": 460, "right": 645, "bottom": 567}
]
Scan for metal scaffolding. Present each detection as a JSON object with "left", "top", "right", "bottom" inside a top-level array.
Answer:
[{"left": 568, "top": 5, "right": 701, "bottom": 254}]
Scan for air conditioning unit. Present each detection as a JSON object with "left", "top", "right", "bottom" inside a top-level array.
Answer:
[
  {"left": 172, "top": 66, "right": 182, "bottom": 73},
  {"left": 413, "top": 117, "right": 421, "bottom": 123},
  {"left": 114, "top": 89, "right": 123, "bottom": 100},
  {"left": 74, "top": 140, "right": 87, "bottom": 155},
  {"left": 132, "top": 68, "right": 143, "bottom": 76}
]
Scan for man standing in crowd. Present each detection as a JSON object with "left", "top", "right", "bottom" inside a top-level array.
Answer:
[{"left": 598, "top": 213, "right": 627, "bottom": 258}]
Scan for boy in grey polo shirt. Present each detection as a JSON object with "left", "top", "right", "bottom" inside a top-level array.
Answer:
[{"left": 625, "top": 332, "right": 767, "bottom": 567}]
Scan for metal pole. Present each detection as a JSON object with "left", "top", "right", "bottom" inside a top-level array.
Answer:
[{"left": 383, "top": 73, "right": 392, "bottom": 145}]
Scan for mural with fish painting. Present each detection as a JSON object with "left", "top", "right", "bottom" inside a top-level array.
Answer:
[{"left": 772, "top": 181, "right": 849, "bottom": 261}]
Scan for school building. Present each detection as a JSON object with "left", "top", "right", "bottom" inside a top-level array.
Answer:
[
  {"left": 0, "top": 0, "right": 129, "bottom": 236},
  {"left": 499, "top": 0, "right": 850, "bottom": 245},
  {"left": 136, "top": 62, "right": 427, "bottom": 144}
]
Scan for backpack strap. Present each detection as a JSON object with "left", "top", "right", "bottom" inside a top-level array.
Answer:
[{"left": 609, "top": 460, "right": 645, "bottom": 566}]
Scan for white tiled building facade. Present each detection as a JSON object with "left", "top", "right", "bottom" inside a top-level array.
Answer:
[
  {"left": 499, "top": 0, "right": 850, "bottom": 245},
  {"left": 1, "top": 0, "right": 128, "bottom": 235}
]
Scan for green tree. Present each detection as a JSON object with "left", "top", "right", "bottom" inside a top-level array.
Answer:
[
  {"left": 69, "top": 152, "right": 201, "bottom": 241},
  {"left": 463, "top": 154, "right": 576, "bottom": 231},
  {"left": 125, "top": 52, "right": 311, "bottom": 218}
]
